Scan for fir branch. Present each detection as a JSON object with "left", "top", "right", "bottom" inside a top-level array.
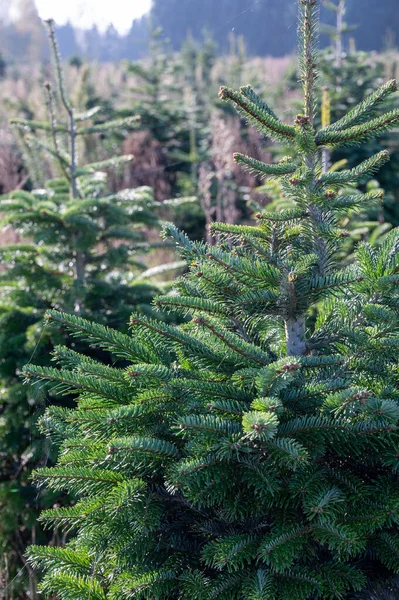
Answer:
[
  {"left": 219, "top": 87, "right": 296, "bottom": 142},
  {"left": 9, "top": 118, "right": 68, "bottom": 134},
  {"left": 194, "top": 318, "right": 271, "bottom": 366},
  {"left": 316, "top": 109, "right": 399, "bottom": 147},
  {"left": 27, "top": 546, "right": 92, "bottom": 576},
  {"left": 319, "top": 150, "right": 390, "bottom": 185},
  {"left": 234, "top": 153, "right": 298, "bottom": 178},
  {"left": 155, "top": 296, "right": 226, "bottom": 317},
  {"left": 44, "top": 19, "right": 81, "bottom": 202},
  {"left": 74, "top": 106, "right": 102, "bottom": 121},
  {"left": 43, "top": 81, "right": 71, "bottom": 183},
  {"left": 24, "top": 135, "right": 70, "bottom": 168},
  {"left": 39, "top": 573, "right": 107, "bottom": 600},
  {"left": 177, "top": 415, "right": 241, "bottom": 436},
  {"left": 44, "top": 310, "right": 157, "bottom": 363},
  {"left": 44, "top": 19, "right": 72, "bottom": 113},
  {"left": 77, "top": 116, "right": 140, "bottom": 135},
  {"left": 259, "top": 525, "right": 312, "bottom": 563},
  {"left": 209, "top": 222, "right": 271, "bottom": 242},
  {"left": 31, "top": 466, "right": 125, "bottom": 493},
  {"left": 240, "top": 85, "right": 280, "bottom": 120},
  {"left": 329, "top": 190, "right": 383, "bottom": 210},
  {"left": 202, "top": 534, "right": 260, "bottom": 572},
  {"left": 75, "top": 155, "right": 134, "bottom": 176},
  {"left": 325, "top": 78, "right": 398, "bottom": 131},
  {"left": 23, "top": 365, "right": 131, "bottom": 404},
  {"left": 107, "top": 436, "right": 180, "bottom": 459},
  {"left": 256, "top": 208, "right": 307, "bottom": 222},
  {"left": 38, "top": 500, "right": 102, "bottom": 533},
  {"left": 204, "top": 250, "right": 281, "bottom": 285},
  {"left": 129, "top": 313, "right": 232, "bottom": 368}
]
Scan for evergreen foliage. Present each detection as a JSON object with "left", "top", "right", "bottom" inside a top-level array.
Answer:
[
  {"left": 128, "top": 31, "right": 188, "bottom": 150},
  {"left": 126, "top": 29, "right": 213, "bottom": 198},
  {"left": 281, "top": 0, "right": 399, "bottom": 244},
  {"left": 317, "top": 0, "right": 399, "bottom": 226},
  {"left": 25, "top": 2, "right": 399, "bottom": 598},
  {"left": 123, "top": 30, "right": 214, "bottom": 240},
  {"left": 0, "top": 20, "right": 169, "bottom": 596}
]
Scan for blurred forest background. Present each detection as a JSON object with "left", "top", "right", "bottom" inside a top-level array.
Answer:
[
  {"left": 0, "top": 0, "right": 398, "bottom": 63},
  {"left": 0, "top": 0, "right": 398, "bottom": 227},
  {"left": 0, "top": 0, "right": 398, "bottom": 597}
]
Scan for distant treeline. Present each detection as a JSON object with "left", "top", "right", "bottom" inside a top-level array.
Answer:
[
  {"left": 0, "top": 0, "right": 397, "bottom": 66},
  {"left": 152, "top": 0, "right": 398, "bottom": 56}
]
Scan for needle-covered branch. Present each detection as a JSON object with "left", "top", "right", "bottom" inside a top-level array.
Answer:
[
  {"left": 319, "top": 150, "right": 390, "bottom": 185},
  {"left": 219, "top": 86, "right": 296, "bottom": 142},
  {"left": 324, "top": 79, "right": 398, "bottom": 132},
  {"left": 9, "top": 118, "right": 68, "bottom": 134},
  {"left": 233, "top": 153, "right": 298, "bottom": 178},
  {"left": 317, "top": 108, "right": 399, "bottom": 147}
]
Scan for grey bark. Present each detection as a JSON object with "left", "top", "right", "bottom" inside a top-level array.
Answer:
[{"left": 285, "top": 316, "right": 307, "bottom": 356}]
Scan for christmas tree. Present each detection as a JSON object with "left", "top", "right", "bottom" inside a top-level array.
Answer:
[
  {"left": 121, "top": 30, "right": 210, "bottom": 241},
  {"left": 318, "top": 0, "right": 399, "bottom": 225},
  {"left": 26, "top": 2, "right": 399, "bottom": 598},
  {"left": 0, "top": 20, "right": 168, "bottom": 597}
]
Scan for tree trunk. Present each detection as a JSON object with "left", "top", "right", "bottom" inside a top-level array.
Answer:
[{"left": 285, "top": 316, "right": 306, "bottom": 356}]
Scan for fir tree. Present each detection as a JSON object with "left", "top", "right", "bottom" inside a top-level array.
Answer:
[
  {"left": 318, "top": 0, "right": 399, "bottom": 225},
  {"left": 124, "top": 30, "right": 211, "bottom": 239},
  {"left": 127, "top": 27, "right": 214, "bottom": 202},
  {"left": 127, "top": 31, "right": 193, "bottom": 170},
  {"left": 0, "top": 20, "right": 168, "bottom": 597},
  {"left": 25, "top": 2, "right": 399, "bottom": 598}
]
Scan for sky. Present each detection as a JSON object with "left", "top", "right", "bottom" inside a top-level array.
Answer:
[{"left": 34, "top": 0, "right": 152, "bottom": 34}]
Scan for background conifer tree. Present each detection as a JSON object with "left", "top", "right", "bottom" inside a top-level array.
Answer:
[
  {"left": 0, "top": 20, "right": 175, "bottom": 598},
  {"left": 25, "top": 2, "right": 399, "bottom": 599},
  {"left": 120, "top": 30, "right": 209, "bottom": 241},
  {"left": 124, "top": 31, "right": 199, "bottom": 195},
  {"left": 317, "top": 0, "right": 399, "bottom": 225}
]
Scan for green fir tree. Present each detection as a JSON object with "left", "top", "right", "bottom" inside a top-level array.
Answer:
[
  {"left": 25, "top": 2, "right": 399, "bottom": 598},
  {"left": 318, "top": 0, "right": 399, "bottom": 225},
  {"left": 123, "top": 30, "right": 210, "bottom": 240},
  {"left": 0, "top": 20, "right": 169, "bottom": 598},
  {"left": 126, "top": 30, "right": 198, "bottom": 191}
]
